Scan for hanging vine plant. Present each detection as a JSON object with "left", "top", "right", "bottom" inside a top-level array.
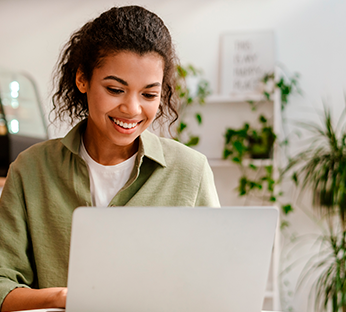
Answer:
[
  {"left": 174, "top": 64, "right": 211, "bottom": 147},
  {"left": 223, "top": 69, "right": 301, "bottom": 216}
]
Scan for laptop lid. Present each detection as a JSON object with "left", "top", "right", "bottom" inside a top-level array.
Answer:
[{"left": 66, "top": 207, "right": 278, "bottom": 312}]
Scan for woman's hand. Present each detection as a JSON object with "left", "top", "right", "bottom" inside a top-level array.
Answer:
[
  {"left": 48, "top": 287, "right": 68, "bottom": 308},
  {"left": 1, "top": 287, "right": 68, "bottom": 312}
]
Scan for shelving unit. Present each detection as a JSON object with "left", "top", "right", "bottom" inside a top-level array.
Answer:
[{"left": 187, "top": 90, "right": 281, "bottom": 311}]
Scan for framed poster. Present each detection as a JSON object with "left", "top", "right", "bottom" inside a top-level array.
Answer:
[{"left": 219, "top": 31, "right": 275, "bottom": 96}]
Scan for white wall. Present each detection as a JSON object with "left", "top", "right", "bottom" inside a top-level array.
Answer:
[
  {"left": 1, "top": 0, "right": 346, "bottom": 311},
  {"left": 2, "top": 0, "right": 346, "bottom": 131}
]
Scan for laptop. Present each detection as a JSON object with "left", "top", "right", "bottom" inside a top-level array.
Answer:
[{"left": 16, "top": 206, "right": 278, "bottom": 312}]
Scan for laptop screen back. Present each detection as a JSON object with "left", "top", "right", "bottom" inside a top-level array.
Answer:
[{"left": 66, "top": 207, "right": 278, "bottom": 312}]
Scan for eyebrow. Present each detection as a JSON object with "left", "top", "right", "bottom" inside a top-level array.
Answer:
[
  {"left": 145, "top": 82, "right": 161, "bottom": 89},
  {"left": 103, "top": 75, "right": 161, "bottom": 89},
  {"left": 103, "top": 75, "right": 128, "bottom": 86}
]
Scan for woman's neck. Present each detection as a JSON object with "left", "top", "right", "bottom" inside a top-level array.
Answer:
[{"left": 82, "top": 132, "right": 139, "bottom": 166}]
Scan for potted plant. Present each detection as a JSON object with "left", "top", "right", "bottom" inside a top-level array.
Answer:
[
  {"left": 284, "top": 106, "right": 346, "bottom": 312},
  {"left": 223, "top": 114, "right": 276, "bottom": 161},
  {"left": 174, "top": 64, "right": 211, "bottom": 147}
]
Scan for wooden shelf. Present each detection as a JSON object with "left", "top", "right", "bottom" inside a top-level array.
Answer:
[{"left": 208, "top": 158, "right": 273, "bottom": 167}]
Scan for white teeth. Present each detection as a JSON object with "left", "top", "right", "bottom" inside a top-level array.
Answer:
[{"left": 112, "top": 118, "right": 137, "bottom": 129}]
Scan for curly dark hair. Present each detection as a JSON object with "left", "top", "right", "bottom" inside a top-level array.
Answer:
[{"left": 52, "top": 5, "right": 179, "bottom": 127}]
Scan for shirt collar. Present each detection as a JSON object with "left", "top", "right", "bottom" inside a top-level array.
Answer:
[
  {"left": 61, "top": 119, "right": 87, "bottom": 155},
  {"left": 61, "top": 119, "right": 166, "bottom": 167},
  {"left": 138, "top": 129, "right": 166, "bottom": 167}
]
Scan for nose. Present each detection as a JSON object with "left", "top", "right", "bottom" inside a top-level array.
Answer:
[{"left": 118, "top": 94, "right": 142, "bottom": 116}]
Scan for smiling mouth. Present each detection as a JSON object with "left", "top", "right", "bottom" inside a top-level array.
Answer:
[{"left": 109, "top": 117, "right": 141, "bottom": 129}]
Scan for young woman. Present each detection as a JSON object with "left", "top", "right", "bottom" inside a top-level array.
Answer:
[{"left": 0, "top": 5, "right": 219, "bottom": 311}]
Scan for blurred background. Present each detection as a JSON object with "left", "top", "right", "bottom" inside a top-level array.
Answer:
[{"left": 1, "top": 0, "right": 346, "bottom": 311}]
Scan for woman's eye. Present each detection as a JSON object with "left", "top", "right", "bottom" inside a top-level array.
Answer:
[
  {"left": 107, "top": 87, "right": 123, "bottom": 94},
  {"left": 143, "top": 93, "right": 158, "bottom": 99}
]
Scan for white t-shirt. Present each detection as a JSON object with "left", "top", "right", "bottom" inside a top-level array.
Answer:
[{"left": 79, "top": 139, "right": 137, "bottom": 207}]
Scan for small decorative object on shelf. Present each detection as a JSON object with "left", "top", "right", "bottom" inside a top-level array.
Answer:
[
  {"left": 174, "top": 64, "right": 211, "bottom": 147},
  {"left": 219, "top": 31, "right": 275, "bottom": 97}
]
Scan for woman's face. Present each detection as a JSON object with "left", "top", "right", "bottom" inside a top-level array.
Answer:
[{"left": 76, "top": 51, "right": 164, "bottom": 160}]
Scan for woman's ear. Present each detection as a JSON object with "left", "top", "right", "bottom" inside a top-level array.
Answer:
[{"left": 76, "top": 68, "right": 88, "bottom": 93}]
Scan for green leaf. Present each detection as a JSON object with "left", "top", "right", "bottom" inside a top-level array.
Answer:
[
  {"left": 248, "top": 163, "right": 257, "bottom": 170},
  {"left": 187, "top": 64, "right": 199, "bottom": 76},
  {"left": 267, "top": 180, "right": 275, "bottom": 192},
  {"left": 265, "top": 165, "right": 273, "bottom": 174},
  {"left": 185, "top": 136, "right": 199, "bottom": 147},
  {"left": 292, "top": 172, "right": 298, "bottom": 186},
  {"left": 249, "top": 182, "right": 262, "bottom": 190},
  {"left": 239, "top": 177, "right": 248, "bottom": 195},
  {"left": 270, "top": 196, "right": 276, "bottom": 202},
  {"left": 247, "top": 100, "right": 257, "bottom": 111},
  {"left": 224, "top": 128, "right": 236, "bottom": 144},
  {"left": 280, "top": 220, "right": 290, "bottom": 230},
  {"left": 259, "top": 115, "right": 267, "bottom": 124},
  {"left": 176, "top": 65, "right": 187, "bottom": 78},
  {"left": 232, "top": 157, "right": 241, "bottom": 164},
  {"left": 264, "top": 91, "right": 271, "bottom": 100},
  {"left": 281, "top": 139, "right": 289, "bottom": 146},
  {"left": 282, "top": 204, "right": 294, "bottom": 215},
  {"left": 223, "top": 149, "right": 232, "bottom": 159},
  {"left": 178, "top": 122, "right": 187, "bottom": 133},
  {"left": 195, "top": 113, "right": 202, "bottom": 125},
  {"left": 233, "top": 141, "right": 246, "bottom": 154},
  {"left": 179, "top": 91, "right": 186, "bottom": 98}
]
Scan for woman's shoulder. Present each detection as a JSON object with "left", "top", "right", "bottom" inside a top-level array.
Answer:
[
  {"left": 142, "top": 131, "right": 207, "bottom": 163},
  {"left": 11, "top": 138, "right": 66, "bottom": 169},
  {"left": 18, "top": 138, "right": 63, "bottom": 156},
  {"left": 157, "top": 136, "right": 208, "bottom": 170},
  {"left": 159, "top": 136, "right": 205, "bottom": 156}
]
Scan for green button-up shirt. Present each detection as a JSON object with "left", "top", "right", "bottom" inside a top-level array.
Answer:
[{"left": 0, "top": 120, "right": 220, "bottom": 306}]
